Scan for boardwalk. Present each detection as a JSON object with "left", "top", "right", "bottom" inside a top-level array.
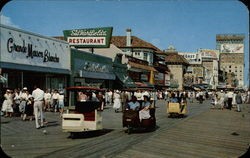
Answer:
[
  {"left": 1, "top": 100, "right": 249, "bottom": 158},
  {"left": 115, "top": 104, "right": 250, "bottom": 158}
]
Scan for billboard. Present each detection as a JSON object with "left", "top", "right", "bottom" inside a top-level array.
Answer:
[
  {"left": 220, "top": 44, "right": 244, "bottom": 53},
  {"left": 199, "top": 49, "right": 219, "bottom": 59},
  {"left": 63, "top": 27, "right": 113, "bottom": 48}
]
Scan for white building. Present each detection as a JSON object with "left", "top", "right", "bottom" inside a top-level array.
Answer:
[{"left": 198, "top": 49, "right": 219, "bottom": 89}]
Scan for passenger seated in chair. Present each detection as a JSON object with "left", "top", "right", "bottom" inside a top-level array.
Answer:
[
  {"left": 139, "top": 96, "right": 151, "bottom": 121},
  {"left": 170, "top": 93, "right": 178, "bottom": 103},
  {"left": 78, "top": 92, "right": 88, "bottom": 102},
  {"left": 126, "top": 96, "right": 140, "bottom": 111}
]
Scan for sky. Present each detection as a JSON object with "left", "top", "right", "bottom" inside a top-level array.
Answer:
[{"left": 0, "top": 0, "right": 249, "bottom": 86}]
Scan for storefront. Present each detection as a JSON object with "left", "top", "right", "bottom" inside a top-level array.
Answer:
[
  {"left": 70, "top": 48, "right": 115, "bottom": 89},
  {"left": 0, "top": 24, "right": 71, "bottom": 92}
]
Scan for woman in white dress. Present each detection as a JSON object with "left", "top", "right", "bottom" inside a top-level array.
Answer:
[
  {"left": 232, "top": 91, "right": 237, "bottom": 109},
  {"left": 113, "top": 90, "right": 121, "bottom": 113},
  {"left": 1, "top": 89, "right": 13, "bottom": 117},
  {"left": 139, "top": 96, "right": 151, "bottom": 121}
]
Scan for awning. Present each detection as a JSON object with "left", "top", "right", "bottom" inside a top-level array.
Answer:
[
  {"left": 0, "top": 75, "right": 7, "bottom": 83},
  {"left": 115, "top": 72, "right": 136, "bottom": 88},
  {"left": 128, "top": 61, "right": 157, "bottom": 72}
]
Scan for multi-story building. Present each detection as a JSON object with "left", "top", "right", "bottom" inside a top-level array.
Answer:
[
  {"left": 111, "top": 29, "right": 170, "bottom": 88},
  {"left": 178, "top": 51, "right": 205, "bottom": 88},
  {"left": 216, "top": 34, "right": 245, "bottom": 88},
  {"left": 164, "top": 46, "right": 189, "bottom": 90},
  {"left": 198, "top": 49, "right": 219, "bottom": 89}
]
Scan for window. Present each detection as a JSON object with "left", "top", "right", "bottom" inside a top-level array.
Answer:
[{"left": 143, "top": 52, "right": 148, "bottom": 61}]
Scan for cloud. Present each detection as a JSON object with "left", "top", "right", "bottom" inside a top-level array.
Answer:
[{"left": 0, "top": 14, "right": 19, "bottom": 28}]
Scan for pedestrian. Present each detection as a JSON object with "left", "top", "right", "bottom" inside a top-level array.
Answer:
[
  {"left": 44, "top": 90, "right": 51, "bottom": 112},
  {"left": 232, "top": 91, "right": 237, "bottom": 109},
  {"left": 19, "top": 87, "right": 28, "bottom": 119},
  {"left": 247, "top": 90, "right": 250, "bottom": 104},
  {"left": 224, "top": 91, "right": 228, "bottom": 109},
  {"left": 150, "top": 90, "right": 157, "bottom": 108},
  {"left": 58, "top": 91, "right": 64, "bottom": 117},
  {"left": 1, "top": 89, "right": 13, "bottom": 117},
  {"left": 227, "top": 91, "right": 234, "bottom": 110},
  {"left": 32, "top": 85, "right": 45, "bottom": 129},
  {"left": 211, "top": 93, "right": 218, "bottom": 109},
  {"left": 13, "top": 89, "right": 21, "bottom": 116},
  {"left": 218, "top": 90, "right": 225, "bottom": 110},
  {"left": 236, "top": 91, "right": 242, "bottom": 112},
  {"left": 113, "top": 90, "right": 121, "bottom": 113},
  {"left": 52, "top": 90, "right": 59, "bottom": 112},
  {"left": 164, "top": 90, "right": 169, "bottom": 101},
  {"left": 242, "top": 91, "right": 247, "bottom": 103},
  {"left": 24, "top": 92, "right": 34, "bottom": 121}
]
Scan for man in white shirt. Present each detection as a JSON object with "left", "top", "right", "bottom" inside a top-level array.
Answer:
[{"left": 32, "top": 85, "right": 45, "bottom": 129}]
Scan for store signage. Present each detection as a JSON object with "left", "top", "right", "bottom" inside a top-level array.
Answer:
[
  {"left": 63, "top": 27, "right": 113, "bottom": 48},
  {"left": 7, "top": 38, "right": 59, "bottom": 63},
  {"left": 83, "top": 61, "right": 110, "bottom": 73}
]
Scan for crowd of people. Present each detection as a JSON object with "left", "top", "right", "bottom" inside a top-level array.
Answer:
[
  {"left": 1, "top": 86, "right": 65, "bottom": 129},
  {"left": 104, "top": 89, "right": 250, "bottom": 113},
  {"left": 2, "top": 87, "right": 250, "bottom": 128}
]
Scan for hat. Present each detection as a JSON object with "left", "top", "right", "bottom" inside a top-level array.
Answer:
[
  {"left": 6, "top": 89, "right": 11, "bottom": 92},
  {"left": 23, "top": 87, "right": 27, "bottom": 90}
]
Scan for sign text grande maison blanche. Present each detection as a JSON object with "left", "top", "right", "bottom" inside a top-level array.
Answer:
[
  {"left": 63, "top": 27, "right": 113, "bottom": 48},
  {"left": 7, "top": 38, "right": 59, "bottom": 63}
]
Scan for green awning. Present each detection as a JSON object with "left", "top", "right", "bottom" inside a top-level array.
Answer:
[{"left": 115, "top": 72, "right": 136, "bottom": 88}]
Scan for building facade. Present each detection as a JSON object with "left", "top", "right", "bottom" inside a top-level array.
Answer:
[
  {"left": 198, "top": 49, "right": 219, "bottom": 89},
  {"left": 70, "top": 49, "right": 116, "bottom": 89},
  {"left": 164, "top": 46, "right": 189, "bottom": 90},
  {"left": 0, "top": 24, "right": 71, "bottom": 92},
  {"left": 216, "top": 34, "right": 245, "bottom": 87},
  {"left": 178, "top": 51, "right": 205, "bottom": 88}
]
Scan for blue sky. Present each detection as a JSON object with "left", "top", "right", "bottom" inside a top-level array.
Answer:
[{"left": 1, "top": 0, "right": 249, "bottom": 86}]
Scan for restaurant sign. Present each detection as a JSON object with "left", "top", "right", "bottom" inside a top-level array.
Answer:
[{"left": 63, "top": 27, "right": 113, "bottom": 48}]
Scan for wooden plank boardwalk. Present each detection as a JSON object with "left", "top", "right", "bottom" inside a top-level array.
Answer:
[
  {"left": 115, "top": 104, "right": 250, "bottom": 158},
  {"left": 1, "top": 100, "right": 249, "bottom": 158}
]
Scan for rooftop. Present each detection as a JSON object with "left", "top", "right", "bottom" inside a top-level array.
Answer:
[{"left": 111, "top": 36, "right": 164, "bottom": 54}]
